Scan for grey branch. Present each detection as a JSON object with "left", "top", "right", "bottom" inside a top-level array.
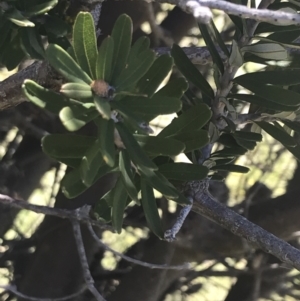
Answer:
[
  {"left": 0, "top": 285, "right": 87, "bottom": 301},
  {"left": 0, "top": 194, "right": 113, "bottom": 231},
  {"left": 185, "top": 180, "right": 300, "bottom": 272},
  {"left": 87, "top": 222, "right": 191, "bottom": 270},
  {"left": 156, "top": 0, "right": 300, "bottom": 25},
  {"left": 72, "top": 213, "right": 106, "bottom": 301}
]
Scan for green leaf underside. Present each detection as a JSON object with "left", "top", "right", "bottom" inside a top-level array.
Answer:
[
  {"left": 22, "top": 80, "right": 66, "bottom": 114},
  {"left": 233, "top": 79, "right": 300, "bottom": 106},
  {"left": 120, "top": 96, "right": 182, "bottom": 122},
  {"left": 119, "top": 150, "right": 138, "bottom": 202},
  {"left": 171, "top": 130, "right": 210, "bottom": 153},
  {"left": 42, "top": 134, "right": 95, "bottom": 158},
  {"left": 230, "top": 94, "right": 297, "bottom": 111},
  {"left": 211, "top": 164, "right": 250, "bottom": 173},
  {"left": 97, "top": 118, "right": 116, "bottom": 166},
  {"left": 134, "top": 135, "right": 185, "bottom": 156},
  {"left": 136, "top": 54, "right": 173, "bottom": 98},
  {"left": 111, "top": 176, "right": 129, "bottom": 233},
  {"left": 73, "top": 12, "right": 98, "bottom": 78},
  {"left": 141, "top": 178, "right": 164, "bottom": 238},
  {"left": 96, "top": 36, "right": 114, "bottom": 81},
  {"left": 46, "top": 44, "right": 92, "bottom": 84},
  {"left": 111, "top": 14, "right": 133, "bottom": 82},
  {"left": 159, "top": 104, "right": 212, "bottom": 138},
  {"left": 159, "top": 163, "right": 209, "bottom": 181},
  {"left": 59, "top": 105, "right": 98, "bottom": 131},
  {"left": 171, "top": 44, "right": 214, "bottom": 99},
  {"left": 255, "top": 121, "right": 296, "bottom": 147},
  {"left": 115, "top": 123, "right": 158, "bottom": 170},
  {"left": 94, "top": 96, "right": 111, "bottom": 120}
]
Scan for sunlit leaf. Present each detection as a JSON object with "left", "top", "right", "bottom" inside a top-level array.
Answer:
[
  {"left": 60, "top": 83, "right": 93, "bottom": 99},
  {"left": 94, "top": 96, "right": 111, "bottom": 120}
]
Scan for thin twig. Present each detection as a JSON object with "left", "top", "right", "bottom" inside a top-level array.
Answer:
[
  {"left": 0, "top": 194, "right": 113, "bottom": 231},
  {"left": 86, "top": 222, "right": 191, "bottom": 270},
  {"left": 0, "top": 285, "right": 87, "bottom": 301},
  {"left": 71, "top": 210, "right": 106, "bottom": 301}
]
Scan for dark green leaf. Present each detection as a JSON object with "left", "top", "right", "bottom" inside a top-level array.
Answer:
[
  {"left": 59, "top": 104, "right": 98, "bottom": 131},
  {"left": 22, "top": 79, "right": 67, "bottom": 114},
  {"left": 111, "top": 176, "right": 129, "bottom": 233},
  {"left": 60, "top": 83, "right": 93, "bottom": 99},
  {"left": 114, "top": 49, "right": 156, "bottom": 91},
  {"left": 171, "top": 44, "right": 214, "bottom": 99},
  {"left": 136, "top": 54, "right": 173, "bottom": 98},
  {"left": 159, "top": 104, "right": 212, "bottom": 138},
  {"left": 46, "top": 44, "right": 92, "bottom": 84},
  {"left": 172, "top": 130, "right": 210, "bottom": 153},
  {"left": 230, "top": 93, "right": 297, "bottom": 111},
  {"left": 159, "top": 163, "right": 208, "bottom": 181},
  {"left": 155, "top": 78, "right": 188, "bottom": 98},
  {"left": 94, "top": 96, "right": 111, "bottom": 120},
  {"left": 199, "top": 23, "right": 224, "bottom": 74},
  {"left": 233, "top": 79, "right": 300, "bottom": 107},
  {"left": 211, "top": 147, "right": 248, "bottom": 157},
  {"left": 213, "top": 158, "right": 235, "bottom": 165},
  {"left": 281, "top": 120, "right": 300, "bottom": 133},
  {"left": 115, "top": 123, "right": 158, "bottom": 170},
  {"left": 7, "top": 8, "right": 34, "bottom": 27},
  {"left": 57, "top": 158, "right": 82, "bottom": 168},
  {"left": 211, "top": 164, "right": 250, "bottom": 173},
  {"left": 119, "top": 149, "right": 138, "bottom": 202},
  {"left": 96, "top": 36, "right": 114, "bottom": 81},
  {"left": 211, "top": 20, "right": 230, "bottom": 57},
  {"left": 127, "top": 36, "right": 150, "bottom": 65},
  {"left": 140, "top": 178, "right": 164, "bottom": 238},
  {"left": 255, "top": 121, "right": 296, "bottom": 147},
  {"left": 42, "top": 134, "right": 95, "bottom": 158},
  {"left": 96, "top": 118, "right": 116, "bottom": 167},
  {"left": 24, "top": 0, "right": 58, "bottom": 16},
  {"left": 235, "top": 69, "right": 300, "bottom": 86},
  {"left": 233, "top": 131, "right": 263, "bottom": 141},
  {"left": 234, "top": 138, "right": 257, "bottom": 150},
  {"left": 120, "top": 95, "right": 182, "bottom": 122},
  {"left": 93, "top": 198, "right": 111, "bottom": 222},
  {"left": 73, "top": 12, "right": 98, "bottom": 78},
  {"left": 111, "top": 14, "right": 132, "bottom": 82},
  {"left": 20, "top": 27, "right": 45, "bottom": 59}
]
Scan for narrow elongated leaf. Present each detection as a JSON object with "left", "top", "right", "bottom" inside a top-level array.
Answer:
[
  {"left": 199, "top": 23, "right": 224, "bottom": 74},
  {"left": 155, "top": 78, "right": 188, "bottom": 98},
  {"left": 141, "top": 178, "right": 164, "bottom": 238},
  {"left": 159, "top": 163, "right": 208, "bottom": 181},
  {"left": 235, "top": 69, "right": 300, "bottom": 86},
  {"left": 136, "top": 54, "right": 173, "bottom": 97},
  {"left": 59, "top": 104, "right": 98, "bottom": 131},
  {"left": 114, "top": 49, "right": 155, "bottom": 91},
  {"left": 73, "top": 12, "right": 98, "bottom": 78},
  {"left": 20, "top": 27, "right": 45, "bottom": 59},
  {"left": 127, "top": 36, "right": 150, "bottom": 64},
  {"left": 159, "top": 104, "right": 212, "bottom": 138},
  {"left": 96, "top": 36, "right": 114, "bottom": 81},
  {"left": 119, "top": 150, "right": 138, "bottom": 202},
  {"left": 22, "top": 79, "right": 66, "bottom": 114},
  {"left": 46, "top": 44, "right": 92, "bottom": 84},
  {"left": 233, "top": 131, "right": 263, "bottom": 141},
  {"left": 42, "top": 134, "right": 95, "bottom": 158},
  {"left": 111, "top": 177, "right": 128, "bottom": 233},
  {"left": 211, "top": 164, "right": 250, "bottom": 173},
  {"left": 80, "top": 142, "right": 104, "bottom": 186},
  {"left": 139, "top": 167, "right": 178, "bottom": 199},
  {"left": 94, "top": 96, "right": 111, "bottom": 120},
  {"left": 211, "top": 20, "right": 230, "bottom": 57},
  {"left": 230, "top": 94, "right": 297, "bottom": 111},
  {"left": 93, "top": 198, "right": 112, "bottom": 222},
  {"left": 111, "top": 14, "right": 132, "bottom": 82},
  {"left": 97, "top": 118, "right": 116, "bottom": 166},
  {"left": 134, "top": 135, "right": 185, "bottom": 156},
  {"left": 255, "top": 121, "right": 296, "bottom": 147},
  {"left": 211, "top": 147, "right": 248, "bottom": 157},
  {"left": 7, "top": 8, "right": 34, "bottom": 27},
  {"left": 281, "top": 120, "right": 300, "bottom": 133},
  {"left": 171, "top": 44, "right": 214, "bottom": 99},
  {"left": 60, "top": 83, "right": 93, "bottom": 99},
  {"left": 115, "top": 123, "right": 158, "bottom": 170},
  {"left": 120, "top": 95, "right": 182, "bottom": 122},
  {"left": 24, "top": 0, "right": 58, "bottom": 16},
  {"left": 233, "top": 79, "right": 300, "bottom": 106},
  {"left": 234, "top": 138, "right": 257, "bottom": 150}
]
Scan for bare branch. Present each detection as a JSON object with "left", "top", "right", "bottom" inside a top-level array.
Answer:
[
  {"left": 72, "top": 210, "right": 106, "bottom": 301},
  {"left": 185, "top": 180, "right": 300, "bottom": 272},
  {"left": 86, "top": 222, "right": 191, "bottom": 270},
  {"left": 0, "top": 285, "right": 87, "bottom": 301},
  {"left": 156, "top": 0, "right": 300, "bottom": 25},
  {"left": 0, "top": 194, "right": 113, "bottom": 231}
]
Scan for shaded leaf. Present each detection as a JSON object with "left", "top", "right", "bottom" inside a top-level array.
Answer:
[
  {"left": 61, "top": 168, "right": 88, "bottom": 198},
  {"left": 127, "top": 36, "right": 150, "bottom": 64},
  {"left": 24, "top": 0, "right": 58, "bottom": 16},
  {"left": 211, "top": 147, "right": 248, "bottom": 157},
  {"left": 7, "top": 8, "right": 34, "bottom": 27},
  {"left": 211, "top": 164, "right": 250, "bottom": 173},
  {"left": 96, "top": 36, "right": 114, "bottom": 81},
  {"left": 171, "top": 44, "right": 214, "bottom": 98},
  {"left": 141, "top": 178, "right": 164, "bottom": 238},
  {"left": 155, "top": 78, "right": 188, "bottom": 98}
]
